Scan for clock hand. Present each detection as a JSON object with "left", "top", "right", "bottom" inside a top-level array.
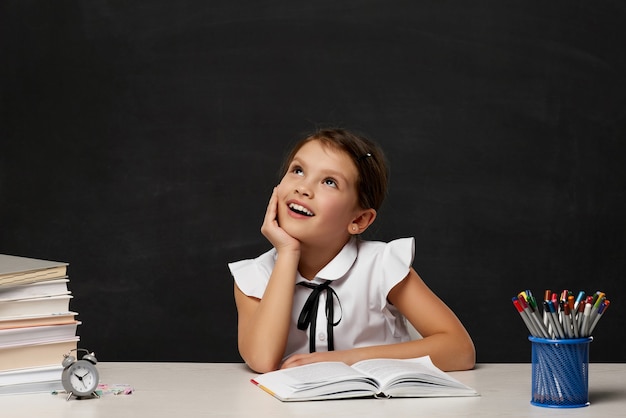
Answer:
[{"left": 73, "top": 373, "right": 89, "bottom": 389}]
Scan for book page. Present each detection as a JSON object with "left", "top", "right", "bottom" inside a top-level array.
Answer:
[
  {"left": 352, "top": 356, "right": 467, "bottom": 390},
  {"left": 280, "top": 362, "right": 370, "bottom": 389},
  {"left": 253, "top": 362, "right": 379, "bottom": 401}
]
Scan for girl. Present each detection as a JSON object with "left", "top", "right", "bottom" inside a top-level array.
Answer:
[{"left": 230, "top": 128, "right": 475, "bottom": 374}]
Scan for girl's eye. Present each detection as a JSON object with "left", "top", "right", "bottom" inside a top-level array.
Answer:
[
  {"left": 324, "top": 178, "right": 337, "bottom": 188},
  {"left": 292, "top": 166, "right": 304, "bottom": 176}
]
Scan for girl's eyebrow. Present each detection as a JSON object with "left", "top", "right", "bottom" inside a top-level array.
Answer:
[
  {"left": 321, "top": 168, "right": 349, "bottom": 183},
  {"left": 290, "top": 158, "right": 351, "bottom": 185}
]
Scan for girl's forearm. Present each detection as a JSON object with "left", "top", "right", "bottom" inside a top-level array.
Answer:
[
  {"left": 237, "top": 251, "right": 300, "bottom": 372},
  {"left": 345, "top": 332, "right": 475, "bottom": 372},
  {"left": 282, "top": 330, "right": 475, "bottom": 372}
]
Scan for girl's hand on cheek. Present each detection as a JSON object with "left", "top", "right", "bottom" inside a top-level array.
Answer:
[{"left": 261, "top": 187, "right": 300, "bottom": 253}]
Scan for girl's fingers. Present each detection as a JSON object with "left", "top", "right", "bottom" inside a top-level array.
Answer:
[{"left": 263, "top": 187, "right": 278, "bottom": 225}]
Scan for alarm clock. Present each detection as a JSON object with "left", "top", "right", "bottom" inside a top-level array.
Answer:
[{"left": 61, "top": 348, "right": 100, "bottom": 400}]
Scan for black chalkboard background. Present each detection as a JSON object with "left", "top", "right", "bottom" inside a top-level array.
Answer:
[{"left": 2, "top": 1, "right": 625, "bottom": 363}]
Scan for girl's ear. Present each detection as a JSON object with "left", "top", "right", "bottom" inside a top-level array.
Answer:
[{"left": 348, "top": 209, "right": 377, "bottom": 235}]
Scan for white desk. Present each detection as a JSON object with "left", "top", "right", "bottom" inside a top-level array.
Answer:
[{"left": 1, "top": 363, "right": 625, "bottom": 417}]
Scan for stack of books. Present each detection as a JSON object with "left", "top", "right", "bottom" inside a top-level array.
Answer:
[{"left": 0, "top": 254, "right": 80, "bottom": 395}]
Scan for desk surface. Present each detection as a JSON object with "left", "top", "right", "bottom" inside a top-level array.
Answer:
[{"left": 1, "top": 363, "right": 625, "bottom": 417}]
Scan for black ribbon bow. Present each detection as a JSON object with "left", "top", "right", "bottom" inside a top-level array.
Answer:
[{"left": 296, "top": 280, "right": 342, "bottom": 353}]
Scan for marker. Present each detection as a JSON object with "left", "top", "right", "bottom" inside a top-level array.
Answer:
[
  {"left": 551, "top": 293, "right": 558, "bottom": 316},
  {"left": 544, "top": 290, "right": 552, "bottom": 303},
  {"left": 593, "top": 293, "right": 605, "bottom": 310},
  {"left": 513, "top": 289, "right": 610, "bottom": 340},
  {"left": 551, "top": 300, "right": 566, "bottom": 339},
  {"left": 522, "top": 293, "right": 550, "bottom": 339},
  {"left": 517, "top": 295, "right": 548, "bottom": 338},
  {"left": 580, "top": 303, "right": 593, "bottom": 337},
  {"left": 575, "top": 301, "right": 585, "bottom": 336},
  {"left": 588, "top": 300, "right": 610, "bottom": 335},
  {"left": 574, "top": 291, "right": 585, "bottom": 311},
  {"left": 588, "top": 295, "right": 606, "bottom": 327},
  {"left": 543, "top": 290, "right": 552, "bottom": 328},
  {"left": 570, "top": 296, "right": 580, "bottom": 338},
  {"left": 543, "top": 300, "right": 565, "bottom": 339},
  {"left": 512, "top": 298, "right": 538, "bottom": 337},
  {"left": 590, "top": 292, "right": 602, "bottom": 311},
  {"left": 519, "top": 296, "right": 550, "bottom": 338},
  {"left": 561, "top": 303, "right": 574, "bottom": 338},
  {"left": 587, "top": 294, "right": 606, "bottom": 333}
]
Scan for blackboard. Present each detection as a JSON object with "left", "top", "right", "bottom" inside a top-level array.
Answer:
[{"left": 2, "top": 0, "right": 625, "bottom": 363}]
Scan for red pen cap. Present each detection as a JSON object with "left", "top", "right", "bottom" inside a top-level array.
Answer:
[{"left": 517, "top": 295, "right": 529, "bottom": 309}]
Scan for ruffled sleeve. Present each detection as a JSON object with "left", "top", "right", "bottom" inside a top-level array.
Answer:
[
  {"left": 228, "top": 249, "right": 276, "bottom": 299},
  {"left": 379, "top": 237, "right": 415, "bottom": 299}
]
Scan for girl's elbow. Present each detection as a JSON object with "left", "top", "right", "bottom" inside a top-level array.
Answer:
[
  {"left": 460, "top": 351, "right": 476, "bottom": 371},
  {"left": 240, "top": 349, "right": 281, "bottom": 374},
  {"left": 438, "top": 333, "right": 475, "bottom": 371},
  {"left": 246, "top": 359, "right": 280, "bottom": 374},
  {"left": 456, "top": 337, "right": 476, "bottom": 371}
]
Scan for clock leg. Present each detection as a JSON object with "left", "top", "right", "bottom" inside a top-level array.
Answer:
[{"left": 66, "top": 391, "right": 73, "bottom": 401}]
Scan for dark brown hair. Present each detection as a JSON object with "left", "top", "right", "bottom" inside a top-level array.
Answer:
[{"left": 280, "top": 128, "right": 389, "bottom": 211}]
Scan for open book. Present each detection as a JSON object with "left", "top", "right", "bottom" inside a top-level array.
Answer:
[{"left": 251, "top": 356, "right": 478, "bottom": 401}]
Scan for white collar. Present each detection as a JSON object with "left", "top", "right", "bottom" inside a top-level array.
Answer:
[{"left": 295, "top": 236, "right": 358, "bottom": 284}]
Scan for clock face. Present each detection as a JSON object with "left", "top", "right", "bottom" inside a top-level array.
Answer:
[{"left": 63, "top": 360, "right": 100, "bottom": 396}]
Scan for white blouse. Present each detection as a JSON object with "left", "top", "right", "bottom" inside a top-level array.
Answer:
[{"left": 228, "top": 236, "right": 415, "bottom": 361}]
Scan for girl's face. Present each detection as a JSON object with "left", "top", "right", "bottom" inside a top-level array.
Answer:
[{"left": 276, "top": 140, "right": 363, "bottom": 247}]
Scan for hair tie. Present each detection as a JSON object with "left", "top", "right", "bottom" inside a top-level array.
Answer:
[{"left": 357, "top": 152, "right": 372, "bottom": 162}]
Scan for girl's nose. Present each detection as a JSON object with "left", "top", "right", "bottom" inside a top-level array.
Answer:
[{"left": 295, "top": 181, "right": 313, "bottom": 197}]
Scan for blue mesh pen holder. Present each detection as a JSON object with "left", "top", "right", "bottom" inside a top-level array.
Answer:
[{"left": 529, "top": 336, "right": 593, "bottom": 408}]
